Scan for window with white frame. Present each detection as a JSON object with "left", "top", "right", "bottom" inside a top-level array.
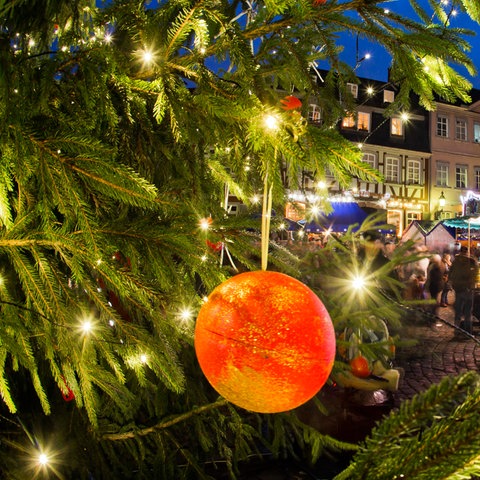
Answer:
[
  {"left": 308, "top": 104, "right": 322, "bottom": 124},
  {"left": 383, "top": 90, "right": 395, "bottom": 103},
  {"left": 406, "top": 212, "right": 421, "bottom": 224},
  {"left": 347, "top": 83, "right": 358, "bottom": 98},
  {"left": 390, "top": 117, "right": 403, "bottom": 136},
  {"left": 406, "top": 159, "right": 421, "bottom": 184},
  {"left": 362, "top": 152, "right": 376, "bottom": 169},
  {"left": 456, "top": 165, "right": 467, "bottom": 189},
  {"left": 436, "top": 114, "right": 448, "bottom": 137},
  {"left": 436, "top": 162, "right": 449, "bottom": 187},
  {"left": 474, "top": 123, "right": 480, "bottom": 143},
  {"left": 455, "top": 118, "right": 467, "bottom": 141},
  {"left": 385, "top": 156, "right": 400, "bottom": 183},
  {"left": 341, "top": 114, "right": 355, "bottom": 128},
  {"left": 475, "top": 167, "right": 480, "bottom": 190},
  {"left": 357, "top": 111, "right": 370, "bottom": 131}
]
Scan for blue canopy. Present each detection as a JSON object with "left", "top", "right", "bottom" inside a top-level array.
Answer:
[{"left": 303, "top": 202, "right": 369, "bottom": 233}]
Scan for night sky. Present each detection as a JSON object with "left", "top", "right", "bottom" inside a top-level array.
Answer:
[{"left": 341, "top": 1, "right": 480, "bottom": 89}]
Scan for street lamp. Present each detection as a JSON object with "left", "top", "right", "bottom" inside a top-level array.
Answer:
[
  {"left": 436, "top": 191, "right": 446, "bottom": 220},
  {"left": 439, "top": 191, "right": 446, "bottom": 208}
]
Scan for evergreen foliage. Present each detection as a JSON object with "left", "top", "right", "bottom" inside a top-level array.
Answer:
[{"left": 0, "top": 0, "right": 478, "bottom": 478}]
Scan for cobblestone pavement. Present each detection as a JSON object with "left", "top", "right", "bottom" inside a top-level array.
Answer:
[{"left": 394, "top": 302, "right": 480, "bottom": 407}]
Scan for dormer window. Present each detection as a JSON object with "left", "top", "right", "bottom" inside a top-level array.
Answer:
[
  {"left": 347, "top": 83, "right": 358, "bottom": 99},
  {"left": 384, "top": 90, "right": 395, "bottom": 103}
]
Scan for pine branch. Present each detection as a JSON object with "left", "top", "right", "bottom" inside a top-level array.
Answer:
[{"left": 102, "top": 398, "right": 229, "bottom": 441}]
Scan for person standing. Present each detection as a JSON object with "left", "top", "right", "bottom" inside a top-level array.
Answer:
[
  {"left": 439, "top": 252, "right": 452, "bottom": 307},
  {"left": 425, "top": 254, "right": 445, "bottom": 306},
  {"left": 448, "top": 246, "right": 479, "bottom": 334}
]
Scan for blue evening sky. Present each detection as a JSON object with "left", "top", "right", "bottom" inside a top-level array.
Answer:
[{"left": 342, "top": 1, "right": 480, "bottom": 89}]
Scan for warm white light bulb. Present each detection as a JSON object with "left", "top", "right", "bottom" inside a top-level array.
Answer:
[
  {"left": 142, "top": 50, "right": 153, "bottom": 63},
  {"left": 352, "top": 275, "right": 366, "bottom": 290},
  {"left": 180, "top": 308, "right": 193, "bottom": 321},
  {"left": 38, "top": 453, "right": 48, "bottom": 465},
  {"left": 81, "top": 320, "right": 92, "bottom": 333},
  {"left": 264, "top": 114, "right": 279, "bottom": 130},
  {"left": 199, "top": 218, "right": 211, "bottom": 230}
]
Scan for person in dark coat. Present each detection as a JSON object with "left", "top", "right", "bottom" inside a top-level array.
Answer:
[
  {"left": 425, "top": 254, "right": 445, "bottom": 306},
  {"left": 449, "top": 246, "right": 479, "bottom": 334}
]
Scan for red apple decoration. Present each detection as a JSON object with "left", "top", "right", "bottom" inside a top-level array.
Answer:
[
  {"left": 194, "top": 271, "right": 336, "bottom": 413},
  {"left": 350, "top": 355, "right": 371, "bottom": 378}
]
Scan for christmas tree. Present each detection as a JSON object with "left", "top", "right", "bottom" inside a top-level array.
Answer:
[{"left": 1, "top": 0, "right": 480, "bottom": 478}]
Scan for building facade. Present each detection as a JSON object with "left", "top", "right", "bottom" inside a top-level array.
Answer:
[
  {"left": 429, "top": 93, "right": 480, "bottom": 220},
  {"left": 291, "top": 73, "right": 480, "bottom": 237}
]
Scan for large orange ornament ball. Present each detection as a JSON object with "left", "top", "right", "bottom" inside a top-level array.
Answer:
[{"left": 194, "top": 270, "right": 336, "bottom": 413}]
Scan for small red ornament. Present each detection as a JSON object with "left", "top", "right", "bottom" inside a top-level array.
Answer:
[
  {"left": 350, "top": 355, "right": 371, "bottom": 378},
  {"left": 313, "top": 0, "right": 327, "bottom": 5},
  {"left": 194, "top": 271, "right": 335, "bottom": 413},
  {"left": 61, "top": 376, "right": 75, "bottom": 402},
  {"left": 206, "top": 239, "right": 223, "bottom": 252},
  {"left": 280, "top": 95, "right": 302, "bottom": 111}
]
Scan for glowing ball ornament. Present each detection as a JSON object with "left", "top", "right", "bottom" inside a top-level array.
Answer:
[
  {"left": 194, "top": 271, "right": 336, "bottom": 413},
  {"left": 350, "top": 355, "right": 371, "bottom": 378}
]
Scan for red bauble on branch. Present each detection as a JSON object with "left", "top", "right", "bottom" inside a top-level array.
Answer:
[
  {"left": 313, "top": 0, "right": 327, "bottom": 5},
  {"left": 194, "top": 271, "right": 336, "bottom": 413},
  {"left": 280, "top": 95, "right": 302, "bottom": 111}
]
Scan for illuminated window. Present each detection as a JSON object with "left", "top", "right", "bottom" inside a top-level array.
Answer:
[
  {"left": 357, "top": 112, "right": 370, "bottom": 131},
  {"left": 436, "top": 162, "right": 449, "bottom": 187},
  {"left": 385, "top": 156, "right": 400, "bottom": 183},
  {"left": 390, "top": 117, "right": 403, "bottom": 136},
  {"left": 308, "top": 104, "right": 322, "bottom": 123},
  {"left": 384, "top": 90, "right": 395, "bottom": 103},
  {"left": 347, "top": 83, "right": 358, "bottom": 98},
  {"left": 456, "top": 165, "right": 467, "bottom": 189},
  {"left": 342, "top": 114, "right": 355, "bottom": 128},
  {"left": 436, "top": 114, "right": 448, "bottom": 137},
  {"left": 406, "top": 159, "right": 421, "bottom": 184},
  {"left": 406, "top": 212, "right": 421, "bottom": 223},
  {"left": 456, "top": 118, "right": 467, "bottom": 141}
]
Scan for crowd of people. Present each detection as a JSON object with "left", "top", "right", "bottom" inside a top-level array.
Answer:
[{"left": 397, "top": 243, "right": 480, "bottom": 334}]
